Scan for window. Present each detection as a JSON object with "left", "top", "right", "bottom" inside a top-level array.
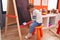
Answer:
[
  {"left": 48, "top": 0, "right": 58, "bottom": 10},
  {"left": 2, "top": 0, "right": 7, "bottom": 11}
]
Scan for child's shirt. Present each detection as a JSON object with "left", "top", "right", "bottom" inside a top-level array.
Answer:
[{"left": 31, "top": 9, "right": 42, "bottom": 23}]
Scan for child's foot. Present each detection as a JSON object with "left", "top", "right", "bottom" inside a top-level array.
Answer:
[{"left": 25, "top": 33, "right": 32, "bottom": 39}]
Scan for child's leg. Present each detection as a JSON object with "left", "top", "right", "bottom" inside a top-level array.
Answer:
[
  {"left": 25, "top": 21, "right": 39, "bottom": 39},
  {"left": 29, "top": 21, "right": 39, "bottom": 33}
]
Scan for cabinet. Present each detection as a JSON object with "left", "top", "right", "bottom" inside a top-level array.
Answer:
[{"left": 42, "top": 14, "right": 58, "bottom": 29}]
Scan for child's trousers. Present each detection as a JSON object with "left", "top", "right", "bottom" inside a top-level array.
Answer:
[{"left": 29, "top": 21, "right": 42, "bottom": 33}]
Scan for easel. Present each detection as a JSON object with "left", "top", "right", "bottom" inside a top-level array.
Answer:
[{"left": 5, "top": 0, "right": 22, "bottom": 40}]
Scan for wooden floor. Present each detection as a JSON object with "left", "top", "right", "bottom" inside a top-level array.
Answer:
[{"left": 1, "top": 25, "right": 60, "bottom": 40}]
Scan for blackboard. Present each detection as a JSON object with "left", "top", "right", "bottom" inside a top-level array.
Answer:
[{"left": 15, "top": 0, "right": 31, "bottom": 25}]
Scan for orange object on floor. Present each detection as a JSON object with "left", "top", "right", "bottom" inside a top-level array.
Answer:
[
  {"left": 32, "top": 26, "right": 43, "bottom": 40},
  {"left": 57, "top": 20, "right": 60, "bottom": 34}
]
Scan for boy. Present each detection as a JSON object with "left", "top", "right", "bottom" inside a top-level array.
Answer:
[{"left": 25, "top": 4, "right": 42, "bottom": 39}]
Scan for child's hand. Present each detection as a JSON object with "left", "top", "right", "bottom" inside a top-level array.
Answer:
[{"left": 23, "top": 22, "right": 27, "bottom": 26}]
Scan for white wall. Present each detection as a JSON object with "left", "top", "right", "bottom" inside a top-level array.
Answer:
[
  {"left": 48, "top": 0, "right": 58, "bottom": 10},
  {"left": 2, "top": 0, "right": 7, "bottom": 11}
]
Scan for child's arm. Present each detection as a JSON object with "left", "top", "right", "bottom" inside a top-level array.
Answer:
[
  {"left": 36, "top": 10, "right": 42, "bottom": 24},
  {"left": 32, "top": 10, "right": 37, "bottom": 21}
]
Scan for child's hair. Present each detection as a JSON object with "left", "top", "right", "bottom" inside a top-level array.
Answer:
[{"left": 27, "top": 4, "right": 34, "bottom": 10}]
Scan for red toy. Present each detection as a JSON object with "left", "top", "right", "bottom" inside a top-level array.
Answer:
[{"left": 56, "top": 20, "right": 60, "bottom": 34}]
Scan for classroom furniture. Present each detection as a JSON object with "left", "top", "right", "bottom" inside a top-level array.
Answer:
[
  {"left": 32, "top": 26, "right": 43, "bottom": 40},
  {"left": 48, "top": 14, "right": 60, "bottom": 37},
  {"left": 56, "top": 20, "right": 60, "bottom": 34},
  {"left": 42, "top": 14, "right": 57, "bottom": 29},
  {"left": 5, "top": 0, "right": 22, "bottom": 40}
]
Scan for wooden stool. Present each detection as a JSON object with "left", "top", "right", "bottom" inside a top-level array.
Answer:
[
  {"left": 57, "top": 20, "right": 60, "bottom": 34},
  {"left": 32, "top": 26, "right": 43, "bottom": 40}
]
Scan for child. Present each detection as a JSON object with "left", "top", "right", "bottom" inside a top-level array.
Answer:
[{"left": 25, "top": 4, "right": 42, "bottom": 39}]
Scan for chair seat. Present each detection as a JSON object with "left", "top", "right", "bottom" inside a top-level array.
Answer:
[{"left": 35, "top": 26, "right": 42, "bottom": 28}]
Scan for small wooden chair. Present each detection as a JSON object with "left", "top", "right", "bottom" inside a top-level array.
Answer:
[{"left": 32, "top": 26, "right": 43, "bottom": 40}]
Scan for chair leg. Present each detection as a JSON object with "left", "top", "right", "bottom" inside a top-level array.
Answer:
[
  {"left": 40, "top": 29, "right": 43, "bottom": 37},
  {"left": 37, "top": 30, "right": 41, "bottom": 40},
  {"left": 57, "top": 26, "right": 60, "bottom": 34},
  {"left": 36, "top": 28, "right": 41, "bottom": 40}
]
